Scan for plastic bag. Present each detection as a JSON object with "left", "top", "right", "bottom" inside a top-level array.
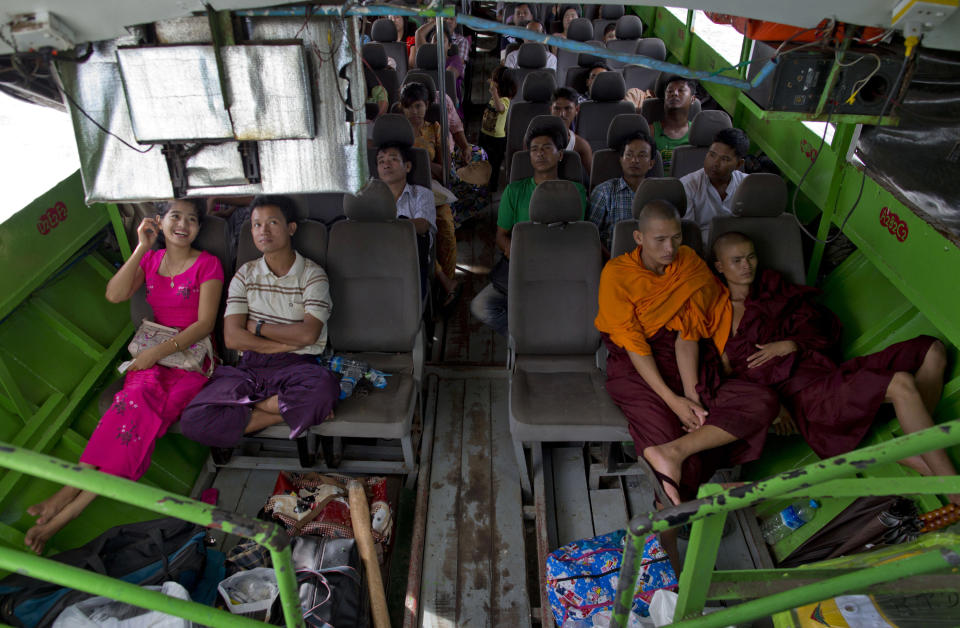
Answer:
[
  {"left": 217, "top": 567, "right": 279, "bottom": 618},
  {"left": 53, "top": 582, "right": 192, "bottom": 628}
]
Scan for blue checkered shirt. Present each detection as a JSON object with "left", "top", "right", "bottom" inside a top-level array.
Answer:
[{"left": 588, "top": 177, "right": 635, "bottom": 249}]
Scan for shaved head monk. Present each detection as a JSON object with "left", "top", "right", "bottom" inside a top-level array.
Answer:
[
  {"left": 595, "top": 202, "right": 779, "bottom": 505},
  {"left": 713, "top": 232, "right": 959, "bottom": 504}
]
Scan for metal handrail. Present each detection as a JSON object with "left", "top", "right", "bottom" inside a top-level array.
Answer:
[
  {"left": 0, "top": 443, "right": 306, "bottom": 628},
  {"left": 609, "top": 418, "right": 960, "bottom": 627}
]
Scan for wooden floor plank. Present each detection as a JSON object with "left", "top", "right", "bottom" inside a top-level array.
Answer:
[
  {"left": 552, "top": 447, "right": 595, "bottom": 546},
  {"left": 590, "top": 488, "right": 629, "bottom": 536},
  {"left": 421, "top": 379, "right": 465, "bottom": 628},
  {"left": 236, "top": 469, "right": 279, "bottom": 516},
  {"left": 456, "top": 380, "right": 494, "bottom": 627},
  {"left": 489, "top": 378, "right": 531, "bottom": 627},
  {"left": 208, "top": 468, "right": 249, "bottom": 550}
]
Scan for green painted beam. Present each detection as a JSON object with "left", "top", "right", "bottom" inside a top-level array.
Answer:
[
  {"left": 707, "top": 569, "right": 960, "bottom": 600},
  {"left": 105, "top": 203, "right": 131, "bottom": 261},
  {"left": 674, "top": 484, "right": 727, "bottom": 620},
  {"left": 29, "top": 299, "right": 106, "bottom": 359}
]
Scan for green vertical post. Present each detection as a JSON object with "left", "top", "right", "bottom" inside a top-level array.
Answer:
[
  {"left": 611, "top": 525, "right": 647, "bottom": 625},
  {"left": 270, "top": 546, "right": 305, "bottom": 628},
  {"left": 674, "top": 484, "right": 728, "bottom": 620},
  {"left": 805, "top": 122, "right": 858, "bottom": 284},
  {"left": 682, "top": 10, "right": 695, "bottom": 66},
  {"left": 738, "top": 35, "right": 753, "bottom": 80},
  {"left": 105, "top": 203, "right": 132, "bottom": 260}
]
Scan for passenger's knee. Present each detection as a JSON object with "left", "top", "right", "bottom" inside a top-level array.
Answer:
[
  {"left": 926, "top": 339, "right": 947, "bottom": 372},
  {"left": 887, "top": 371, "right": 918, "bottom": 403}
]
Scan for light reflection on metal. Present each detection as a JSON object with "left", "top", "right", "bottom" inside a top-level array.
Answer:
[
  {"left": 223, "top": 44, "right": 316, "bottom": 141},
  {"left": 185, "top": 143, "right": 248, "bottom": 188},
  {"left": 116, "top": 46, "right": 234, "bottom": 142}
]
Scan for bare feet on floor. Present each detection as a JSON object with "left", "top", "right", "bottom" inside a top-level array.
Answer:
[
  {"left": 24, "top": 489, "right": 97, "bottom": 555},
  {"left": 26, "top": 485, "right": 80, "bottom": 525},
  {"left": 643, "top": 444, "right": 683, "bottom": 506}
]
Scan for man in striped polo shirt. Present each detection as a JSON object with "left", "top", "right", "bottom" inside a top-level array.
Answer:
[{"left": 180, "top": 195, "right": 340, "bottom": 447}]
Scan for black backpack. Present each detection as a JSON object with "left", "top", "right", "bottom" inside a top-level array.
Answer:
[{"left": 0, "top": 517, "right": 208, "bottom": 627}]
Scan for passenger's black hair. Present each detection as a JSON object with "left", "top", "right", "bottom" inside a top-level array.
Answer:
[
  {"left": 661, "top": 74, "right": 697, "bottom": 97},
  {"left": 524, "top": 118, "right": 567, "bottom": 152},
  {"left": 589, "top": 61, "right": 611, "bottom": 71},
  {"left": 492, "top": 65, "right": 518, "bottom": 99},
  {"left": 400, "top": 81, "right": 432, "bottom": 108},
  {"left": 616, "top": 129, "right": 656, "bottom": 158},
  {"left": 376, "top": 141, "right": 414, "bottom": 165},
  {"left": 713, "top": 127, "right": 750, "bottom": 159},
  {"left": 603, "top": 22, "right": 617, "bottom": 37},
  {"left": 551, "top": 86, "right": 580, "bottom": 104},
  {"left": 250, "top": 195, "right": 298, "bottom": 225}
]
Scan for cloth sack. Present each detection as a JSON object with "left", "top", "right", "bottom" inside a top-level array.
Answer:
[
  {"left": 546, "top": 530, "right": 678, "bottom": 626},
  {"left": 128, "top": 320, "right": 215, "bottom": 376}
]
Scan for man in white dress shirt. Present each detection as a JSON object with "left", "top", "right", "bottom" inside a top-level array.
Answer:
[{"left": 679, "top": 127, "right": 749, "bottom": 246}]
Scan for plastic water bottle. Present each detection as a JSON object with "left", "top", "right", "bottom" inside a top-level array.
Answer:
[{"left": 761, "top": 499, "right": 820, "bottom": 544}]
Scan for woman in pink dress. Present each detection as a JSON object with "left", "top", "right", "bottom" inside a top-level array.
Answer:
[{"left": 24, "top": 199, "right": 224, "bottom": 554}]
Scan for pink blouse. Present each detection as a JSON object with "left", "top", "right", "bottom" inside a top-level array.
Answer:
[{"left": 140, "top": 249, "right": 223, "bottom": 329}]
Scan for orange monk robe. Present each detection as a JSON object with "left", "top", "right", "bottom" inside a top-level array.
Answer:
[{"left": 595, "top": 245, "right": 732, "bottom": 356}]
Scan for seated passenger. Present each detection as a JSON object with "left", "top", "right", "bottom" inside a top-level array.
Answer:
[
  {"left": 653, "top": 75, "right": 697, "bottom": 174},
  {"left": 470, "top": 118, "right": 587, "bottom": 336},
  {"left": 25, "top": 200, "right": 224, "bottom": 554},
  {"left": 376, "top": 143, "right": 436, "bottom": 297},
  {"left": 588, "top": 129, "right": 657, "bottom": 254},
  {"left": 713, "top": 232, "right": 960, "bottom": 503},
  {"left": 550, "top": 87, "right": 593, "bottom": 178},
  {"left": 479, "top": 64, "right": 518, "bottom": 192},
  {"left": 583, "top": 64, "right": 650, "bottom": 111},
  {"left": 602, "top": 22, "right": 618, "bottom": 43},
  {"left": 505, "top": 22, "right": 558, "bottom": 70},
  {"left": 179, "top": 195, "right": 340, "bottom": 449},
  {"left": 580, "top": 63, "right": 609, "bottom": 103},
  {"left": 595, "top": 202, "right": 779, "bottom": 505},
  {"left": 502, "top": 3, "right": 535, "bottom": 54},
  {"left": 400, "top": 82, "right": 448, "bottom": 182},
  {"left": 680, "top": 127, "right": 749, "bottom": 246}
]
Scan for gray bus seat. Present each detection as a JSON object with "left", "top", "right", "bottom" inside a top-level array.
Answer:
[
  {"left": 513, "top": 43, "right": 556, "bottom": 91},
  {"left": 504, "top": 71, "right": 555, "bottom": 180},
  {"left": 397, "top": 70, "right": 445, "bottom": 125},
  {"left": 311, "top": 179, "right": 424, "bottom": 487},
  {"left": 414, "top": 44, "right": 459, "bottom": 106},
  {"left": 592, "top": 4, "right": 625, "bottom": 40},
  {"left": 605, "top": 15, "right": 643, "bottom": 69},
  {"left": 588, "top": 113, "right": 663, "bottom": 191},
  {"left": 623, "top": 65, "right": 660, "bottom": 93},
  {"left": 670, "top": 110, "right": 733, "bottom": 178},
  {"left": 371, "top": 18, "right": 408, "bottom": 79},
  {"left": 367, "top": 114, "right": 433, "bottom": 189},
  {"left": 507, "top": 180, "right": 626, "bottom": 497},
  {"left": 640, "top": 96, "right": 702, "bottom": 127},
  {"left": 578, "top": 72, "right": 637, "bottom": 151},
  {"left": 556, "top": 18, "right": 594, "bottom": 85},
  {"left": 707, "top": 173, "right": 805, "bottom": 285},
  {"left": 362, "top": 43, "right": 400, "bottom": 109},
  {"left": 610, "top": 177, "right": 700, "bottom": 258}
]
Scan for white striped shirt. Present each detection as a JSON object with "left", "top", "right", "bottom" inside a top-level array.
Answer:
[{"left": 225, "top": 252, "right": 331, "bottom": 355}]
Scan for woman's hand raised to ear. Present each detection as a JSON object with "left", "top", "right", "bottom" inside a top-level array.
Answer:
[{"left": 137, "top": 217, "right": 161, "bottom": 250}]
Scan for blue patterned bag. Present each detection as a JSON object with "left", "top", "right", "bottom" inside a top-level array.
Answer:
[{"left": 545, "top": 530, "right": 677, "bottom": 626}]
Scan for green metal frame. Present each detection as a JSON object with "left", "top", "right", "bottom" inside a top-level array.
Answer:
[
  {"left": 0, "top": 442, "right": 306, "bottom": 628},
  {"left": 610, "top": 419, "right": 960, "bottom": 627}
]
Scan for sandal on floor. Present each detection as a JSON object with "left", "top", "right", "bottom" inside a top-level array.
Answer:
[
  {"left": 441, "top": 282, "right": 462, "bottom": 312},
  {"left": 636, "top": 455, "right": 681, "bottom": 508}
]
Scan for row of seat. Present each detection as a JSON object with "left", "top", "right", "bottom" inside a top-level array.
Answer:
[
  {"left": 107, "top": 184, "right": 426, "bottom": 486},
  {"left": 507, "top": 172, "right": 804, "bottom": 495}
]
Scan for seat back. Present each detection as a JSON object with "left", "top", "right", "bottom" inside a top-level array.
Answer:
[
  {"left": 707, "top": 173, "right": 805, "bottom": 285},
  {"left": 362, "top": 43, "right": 400, "bottom": 108},
  {"left": 509, "top": 180, "right": 601, "bottom": 355},
  {"left": 370, "top": 18, "right": 408, "bottom": 78},
  {"left": 327, "top": 181, "right": 421, "bottom": 353},
  {"left": 670, "top": 109, "right": 733, "bottom": 178},
  {"left": 555, "top": 18, "right": 594, "bottom": 85},
  {"left": 610, "top": 219, "right": 702, "bottom": 258},
  {"left": 635, "top": 37, "right": 667, "bottom": 61},
  {"left": 414, "top": 44, "right": 458, "bottom": 106},
  {"left": 513, "top": 43, "right": 556, "bottom": 91},
  {"left": 578, "top": 72, "right": 637, "bottom": 151},
  {"left": 622, "top": 65, "right": 660, "bottom": 93},
  {"left": 368, "top": 114, "right": 433, "bottom": 189},
  {"left": 589, "top": 113, "right": 661, "bottom": 190},
  {"left": 592, "top": 4, "right": 625, "bottom": 40},
  {"left": 605, "top": 15, "right": 643, "bottom": 68},
  {"left": 194, "top": 214, "right": 233, "bottom": 279},
  {"left": 609, "top": 177, "right": 690, "bottom": 257},
  {"left": 290, "top": 193, "right": 346, "bottom": 224},
  {"left": 236, "top": 218, "right": 329, "bottom": 270},
  {"left": 504, "top": 72, "right": 556, "bottom": 180},
  {"left": 640, "top": 96, "right": 702, "bottom": 126},
  {"left": 400, "top": 70, "right": 445, "bottom": 124}
]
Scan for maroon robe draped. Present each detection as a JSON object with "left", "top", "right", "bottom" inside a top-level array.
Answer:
[
  {"left": 724, "top": 269, "right": 936, "bottom": 458},
  {"left": 604, "top": 328, "right": 780, "bottom": 501}
]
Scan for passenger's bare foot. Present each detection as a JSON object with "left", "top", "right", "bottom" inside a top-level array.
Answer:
[
  {"left": 643, "top": 445, "right": 683, "bottom": 506},
  {"left": 26, "top": 486, "right": 80, "bottom": 525},
  {"left": 898, "top": 455, "right": 932, "bottom": 476},
  {"left": 24, "top": 490, "right": 98, "bottom": 555},
  {"left": 24, "top": 521, "right": 59, "bottom": 555}
]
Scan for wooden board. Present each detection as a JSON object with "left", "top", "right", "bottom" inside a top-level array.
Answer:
[
  {"left": 552, "top": 447, "right": 595, "bottom": 547},
  {"left": 590, "top": 488, "right": 628, "bottom": 537}
]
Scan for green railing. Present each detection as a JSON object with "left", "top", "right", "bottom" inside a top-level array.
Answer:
[
  {"left": 610, "top": 419, "right": 960, "bottom": 627},
  {"left": 0, "top": 442, "right": 306, "bottom": 628}
]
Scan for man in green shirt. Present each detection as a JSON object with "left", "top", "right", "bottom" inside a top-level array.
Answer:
[
  {"left": 652, "top": 75, "right": 697, "bottom": 175},
  {"left": 470, "top": 118, "right": 587, "bottom": 336}
]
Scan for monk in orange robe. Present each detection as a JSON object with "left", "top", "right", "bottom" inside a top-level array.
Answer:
[{"left": 596, "top": 201, "right": 779, "bottom": 505}]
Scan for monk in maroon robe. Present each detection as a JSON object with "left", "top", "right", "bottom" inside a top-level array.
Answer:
[
  {"left": 596, "top": 202, "right": 780, "bottom": 505},
  {"left": 713, "top": 232, "right": 958, "bottom": 504}
]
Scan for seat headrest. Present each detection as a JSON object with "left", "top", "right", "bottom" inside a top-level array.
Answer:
[
  {"left": 731, "top": 173, "right": 787, "bottom": 217},
  {"left": 522, "top": 70, "right": 558, "bottom": 102},
  {"left": 689, "top": 110, "right": 733, "bottom": 146},
  {"left": 362, "top": 43, "right": 389, "bottom": 70},
  {"left": 517, "top": 43, "right": 548, "bottom": 68},
  {"left": 615, "top": 14, "right": 643, "bottom": 39},
  {"left": 344, "top": 179, "right": 397, "bottom": 222},
  {"left": 372, "top": 113, "right": 415, "bottom": 148},
  {"left": 577, "top": 46, "right": 605, "bottom": 68},
  {"left": 636, "top": 37, "right": 666, "bottom": 60},
  {"left": 403, "top": 70, "right": 436, "bottom": 94},
  {"left": 567, "top": 17, "right": 593, "bottom": 41},
  {"left": 590, "top": 71, "right": 626, "bottom": 101},
  {"left": 632, "top": 177, "right": 687, "bottom": 217},
  {"left": 600, "top": 4, "right": 625, "bottom": 19},
  {"left": 525, "top": 114, "right": 569, "bottom": 149},
  {"left": 606, "top": 113, "right": 650, "bottom": 149},
  {"left": 529, "top": 180, "right": 584, "bottom": 223},
  {"left": 415, "top": 44, "right": 439, "bottom": 70},
  {"left": 371, "top": 18, "right": 398, "bottom": 43}
]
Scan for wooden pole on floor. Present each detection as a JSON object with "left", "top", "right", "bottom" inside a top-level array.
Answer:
[{"left": 348, "top": 480, "right": 391, "bottom": 628}]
